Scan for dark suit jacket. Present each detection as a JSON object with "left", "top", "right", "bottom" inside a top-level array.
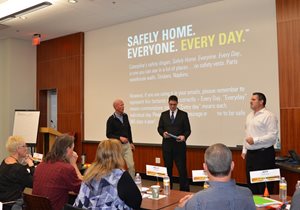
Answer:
[
  {"left": 106, "top": 113, "right": 133, "bottom": 143},
  {"left": 157, "top": 109, "right": 191, "bottom": 140}
]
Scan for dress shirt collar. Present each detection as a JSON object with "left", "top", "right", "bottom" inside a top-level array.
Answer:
[
  {"left": 253, "top": 107, "right": 266, "bottom": 116},
  {"left": 114, "top": 112, "right": 124, "bottom": 123},
  {"left": 114, "top": 112, "right": 123, "bottom": 117},
  {"left": 169, "top": 109, "right": 178, "bottom": 116},
  {"left": 208, "top": 179, "right": 236, "bottom": 188}
]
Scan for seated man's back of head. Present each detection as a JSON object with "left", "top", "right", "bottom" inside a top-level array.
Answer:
[{"left": 176, "top": 143, "right": 256, "bottom": 210}]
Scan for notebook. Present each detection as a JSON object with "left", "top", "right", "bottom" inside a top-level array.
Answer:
[{"left": 253, "top": 195, "right": 281, "bottom": 207}]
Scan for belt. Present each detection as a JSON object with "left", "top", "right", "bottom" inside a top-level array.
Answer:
[{"left": 247, "top": 146, "right": 274, "bottom": 153}]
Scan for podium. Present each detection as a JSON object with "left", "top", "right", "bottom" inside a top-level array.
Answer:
[{"left": 39, "top": 127, "right": 61, "bottom": 154}]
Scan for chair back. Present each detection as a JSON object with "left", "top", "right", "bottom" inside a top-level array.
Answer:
[
  {"left": 23, "top": 192, "right": 52, "bottom": 210},
  {"left": 63, "top": 203, "right": 84, "bottom": 210}
]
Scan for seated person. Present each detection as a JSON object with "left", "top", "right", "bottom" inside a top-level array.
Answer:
[
  {"left": 0, "top": 136, "right": 34, "bottom": 210},
  {"left": 291, "top": 187, "right": 300, "bottom": 210},
  {"left": 74, "top": 139, "right": 142, "bottom": 209},
  {"left": 176, "top": 143, "right": 256, "bottom": 210},
  {"left": 33, "top": 134, "right": 82, "bottom": 210}
]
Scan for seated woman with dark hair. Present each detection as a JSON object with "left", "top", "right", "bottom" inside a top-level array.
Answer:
[
  {"left": 33, "top": 134, "right": 82, "bottom": 210},
  {"left": 74, "top": 139, "right": 142, "bottom": 209},
  {"left": 0, "top": 136, "right": 35, "bottom": 210}
]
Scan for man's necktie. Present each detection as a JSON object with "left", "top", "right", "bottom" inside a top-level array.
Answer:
[{"left": 171, "top": 111, "right": 175, "bottom": 124}]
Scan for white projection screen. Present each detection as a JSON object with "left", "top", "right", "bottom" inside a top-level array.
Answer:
[{"left": 84, "top": 0, "right": 280, "bottom": 147}]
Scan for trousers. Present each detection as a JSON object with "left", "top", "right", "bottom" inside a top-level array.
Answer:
[{"left": 122, "top": 143, "right": 135, "bottom": 179}]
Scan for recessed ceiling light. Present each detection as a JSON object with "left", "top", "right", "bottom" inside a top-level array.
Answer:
[
  {"left": 0, "top": 1, "right": 53, "bottom": 23},
  {"left": 19, "top": 16, "right": 28, "bottom": 20},
  {"left": 68, "top": 0, "right": 78, "bottom": 3}
]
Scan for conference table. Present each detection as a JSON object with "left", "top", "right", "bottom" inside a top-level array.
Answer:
[
  {"left": 140, "top": 191, "right": 290, "bottom": 210},
  {"left": 140, "top": 189, "right": 191, "bottom": 210},
  {"left": 27, "top": 187, "right": 290, "bottom": 210}
]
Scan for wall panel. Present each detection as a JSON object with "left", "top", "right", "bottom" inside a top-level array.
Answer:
[
  {"left": 280, "top": 109, "right": 300, "bottom": 156},
  {"left": 37, "top": 32, "right": 84, "bottom": 154},
  {"left": 276, "top": 2, "right": 300, "bottom": 188}
]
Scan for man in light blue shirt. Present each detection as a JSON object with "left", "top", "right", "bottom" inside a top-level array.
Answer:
[
  {"left": 176, "top": 143, "right": 256, "bottom": 210},
  {"left": 291, "top": 188, "right": 300, "bottom": 210}
]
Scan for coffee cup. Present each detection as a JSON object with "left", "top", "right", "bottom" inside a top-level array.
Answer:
[{"left": 151, "top": 185, "right": 160, "bottom": 199}]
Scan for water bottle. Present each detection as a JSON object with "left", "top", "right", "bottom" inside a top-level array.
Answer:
[
  {"left": 203, "top": 180, "right": 209, "bottom": 189},
  {"left": 279, "top": 177, "right": 287, "bottom": 202},
  {"left": 295, "top": 180, "right": 300, "bottom": 190},
  {"left": 135, "top": 173, "right": 142, "bottom": 191},
  {"left": 163, "top": 175, "right": 170, "bottom": 195},
  {"left": 81, "top": 153, "right": 86, "bottom": 165}
]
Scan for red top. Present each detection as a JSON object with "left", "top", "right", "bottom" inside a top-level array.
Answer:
[{"left": 33, "top": 161, "right": 81, "bottom": 210}]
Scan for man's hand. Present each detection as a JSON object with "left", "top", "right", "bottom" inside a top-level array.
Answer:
[
  {"left": 178, "top": 194, "right": 193, "bottom": 207},
  {"left": 241, "top": 153, "right": 246, "bottom": 160},
  {"left": 130, "top": 143, "right": 135, "bottom": 151},
  {"left": 176, "top": 135, "right": 186, "bottom": 142},
  {"left": 120, "top": 136, "right": 129, "bottom": 144},
  {"left": 163, "top": 132, "right": 170, "bottom": 138},
  {"left": 246, "top": 137, "right": 254, "bottom": 145}
]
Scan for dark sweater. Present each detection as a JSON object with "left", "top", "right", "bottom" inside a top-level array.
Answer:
[
  {"left": 106, "top": 113, "right": 133, "bottom": 143},
  {"left": 118, "top": 171, "right": 142, "bottom": 209},
  {"left": 0, "top": 160, "right": 34, "bottom": 202}
]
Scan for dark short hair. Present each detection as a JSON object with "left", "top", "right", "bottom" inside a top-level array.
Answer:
[
  {"left": 168, "top": 95, "right": 178, "bottom": 102},
  {"left": 44, "top": 134, "right": 74, "bottom": 163},
  {"left": 205, "top": 143, "right": 232, "bottom": 177},
  {"left": 253, "top": 92, "right": 266, "bottom": 106}
]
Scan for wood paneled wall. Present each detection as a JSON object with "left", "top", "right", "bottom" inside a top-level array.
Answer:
[
  {"left": 36, "top": 0, "right": 300, "bottom": 188},
  {"left": 276, "top": 0, "right": 300, "bottom": 193},
  {"left": 277, "top": 0, "right": 300, "bottom": 157},
  {"left": 36, "top": 32, "right": 84, "bottom": 154}
]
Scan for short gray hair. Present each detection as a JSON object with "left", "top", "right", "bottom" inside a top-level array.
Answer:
[{"left": 204, "top": 143, "right": 232, "bottom": 177}]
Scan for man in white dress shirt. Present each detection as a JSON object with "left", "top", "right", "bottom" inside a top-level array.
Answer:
[{"left": 241, "top": 92, "right": 278, "bottom": 194}]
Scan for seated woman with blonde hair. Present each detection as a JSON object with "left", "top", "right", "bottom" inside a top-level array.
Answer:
[
  {"left": 74, "top": 139, "right": 142, "bottom": 209},
  {"left": 0, "top": 136, "right": 35, "bottom": 210}
]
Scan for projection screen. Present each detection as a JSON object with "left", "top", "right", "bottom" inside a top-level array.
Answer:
[{"left": 84, "top": 0, "right": 280, "bottom": 147}]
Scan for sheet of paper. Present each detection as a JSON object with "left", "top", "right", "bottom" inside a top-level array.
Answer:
[
  {"left": 141, "top": 187, "right": 149, "bottom": 193},
  {"left": 250, "top": 168, "right": 280, "bottom": 183},
  {"left": 33, "top": 152, "right": 43, "bottom": 162},
  {"left": 146, "top": 165, "right": 167, "bottom": 178},
  {"left": 146, "top": 194, "right": 167, "bottom": 200},
  {"left": 142, "top": 194, "right": 150, "bottom": 199},
  {"left": 192, "top": 170, "right": 208, "bottom": 182},
  {"left": 167, "top": 133, "right": 178, "bottom": 139}
]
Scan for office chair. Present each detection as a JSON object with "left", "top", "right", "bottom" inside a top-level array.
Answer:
[
  {"left": 63, "top": 203, "right": 85, "bottom": 210},
  {"left": 1, "top": 201, "right": 16, "bottom": 210},
  {"left": 23, "top": 192, "right": 52, "bottom": 210}
]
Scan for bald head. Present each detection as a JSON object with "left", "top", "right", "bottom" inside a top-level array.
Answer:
[{"left": 113, "top": 99, "right": 124, "bottom": 114}]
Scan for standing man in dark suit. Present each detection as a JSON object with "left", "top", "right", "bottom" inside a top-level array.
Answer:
[
  {"left": 158, "top": 95, "right": 191, "bottom": 191},
  {"left": 106, "top": 99, "right": 135, "bottom": 179}
]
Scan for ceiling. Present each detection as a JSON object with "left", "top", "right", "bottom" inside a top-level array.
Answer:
[{"left": 0, "top": 0, "right": 219, "bottom": 41}]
